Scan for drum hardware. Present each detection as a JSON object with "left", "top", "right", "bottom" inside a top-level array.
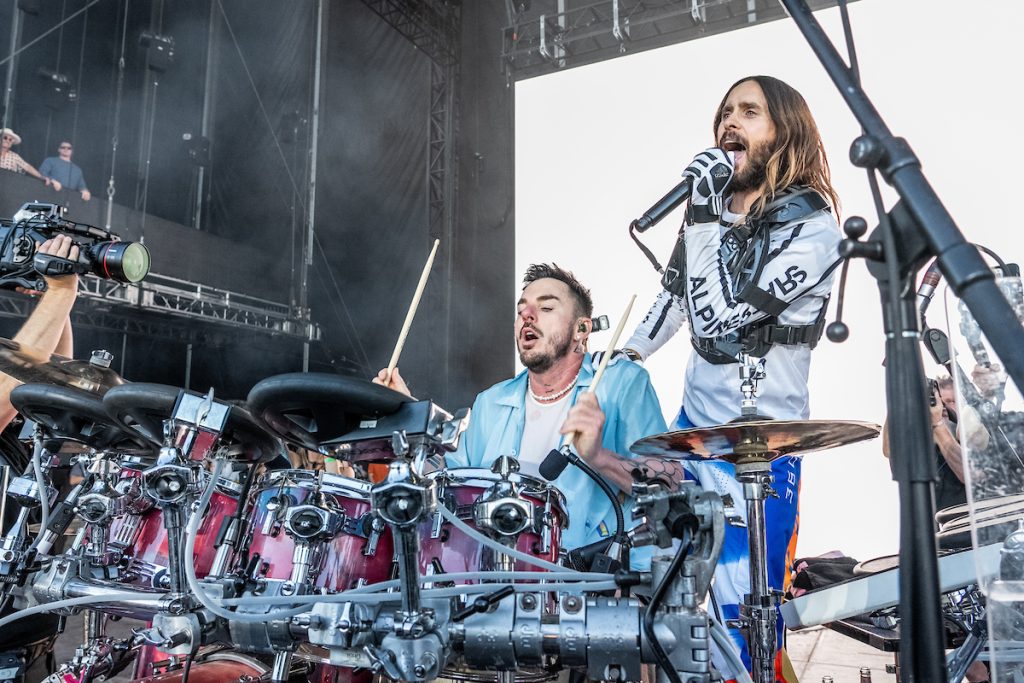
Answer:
[
  {"left": 632, "top": 416, "right": 880, "bottom": 683},
  {"left": 738, "top": 353, "right": 770, "bottom": 419},
  {"left": 166, "top": 390, "right": 231, "bottom": 462},
  {"left": 732, "top": 459, "right": 780, "bottom": 683}
]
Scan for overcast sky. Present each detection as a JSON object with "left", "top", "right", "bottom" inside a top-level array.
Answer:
[{"left": 515, "top": 0, "right": 1024, "bottom": 563}]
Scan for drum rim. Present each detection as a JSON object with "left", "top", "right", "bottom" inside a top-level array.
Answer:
[
  {"left": 429, "top": 467, "right": 568, "bottom": 512},
  {"left": 258, "top": 467, "right": 373, "bottom": 497}
]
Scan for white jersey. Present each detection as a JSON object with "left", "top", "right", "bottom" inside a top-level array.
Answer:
[{"left": 626, "top": 195, "right": 841, "bottom": 426}]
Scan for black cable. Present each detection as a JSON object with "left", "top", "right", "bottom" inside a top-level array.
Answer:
[
  {"left": 564, "top": 449, "right": 624, "bottom": 544},
  {"left": 642, "top": 535, "right": 690, "bottom": 683},
  {"left": 180, "top": 653, "right": 193, "bottom": 683}
]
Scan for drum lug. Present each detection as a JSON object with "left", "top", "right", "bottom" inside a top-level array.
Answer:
[{"left": 363, "top": 515, "right": 386, "bottom": 557}]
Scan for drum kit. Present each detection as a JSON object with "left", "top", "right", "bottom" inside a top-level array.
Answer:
[{"left": 0, "top": 342, "right": 887, "bottom": 683}]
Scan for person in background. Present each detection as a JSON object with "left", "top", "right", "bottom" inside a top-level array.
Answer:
[
  {"left": 39, "top": 140, "right": 90, "bottom": 201},
  {"left": 0, "top": 128, "right": 60, "bottom": 190}
]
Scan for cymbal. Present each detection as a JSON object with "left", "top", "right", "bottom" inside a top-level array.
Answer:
[
  {"left": 0, "top": 337, "right": 125, "bottom": 394},
  {"left": 629, "top": 419, "right": 881, "bottom": 464}
]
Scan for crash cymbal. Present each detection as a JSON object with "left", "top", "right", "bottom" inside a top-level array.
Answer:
[
  {"left": 0, "top": 337, "right": 124, "bottom": 394},
  {"left": 630, "top": 419, "right": 880, "bottom": 464}
]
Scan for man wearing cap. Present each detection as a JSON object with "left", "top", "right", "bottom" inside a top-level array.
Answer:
[
  {"left": 39, "top": 140, "right": 90, "bottom": 201},
  {"left": 0, "top": 128, "right": 60, "bottom": 189}
]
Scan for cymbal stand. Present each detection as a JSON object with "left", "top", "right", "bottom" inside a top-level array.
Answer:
[
  {"left": 737, "top": 353, "right": 768, "bottom": 420},
  {"left": 734, "top": 458, "right": 778, "bottom": 683},
  {"left": 369, "top": 434, "right": 444, "bottom": 681}
]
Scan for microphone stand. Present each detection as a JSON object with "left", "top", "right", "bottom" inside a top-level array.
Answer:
[{"left": 780, "top": 2, "right": 1024, "bottom": 680}]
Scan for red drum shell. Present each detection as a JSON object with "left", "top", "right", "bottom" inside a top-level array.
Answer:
[
  {"left": 420, "top": 468, "right": 566, "bottom": 577},
  {"left": 242, "top": 470, "right": 394, "bottom": 590},
  {"left": 132, "top": 652, "right": 267, "bottom": 682},
  {"left": 107, "top": 472, "right": 238, "bottom": 587}
]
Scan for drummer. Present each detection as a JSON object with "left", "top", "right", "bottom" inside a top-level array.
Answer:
[
  {"left": 613, "top": 76, "right": 842, "bottom": 678},
  {"left": 376, "top": 263, "right": 679, "bottom": 564}
]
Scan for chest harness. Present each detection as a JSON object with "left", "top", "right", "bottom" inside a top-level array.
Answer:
[{"left": 630, "top": 186, "right": 832, "bottom": 365}]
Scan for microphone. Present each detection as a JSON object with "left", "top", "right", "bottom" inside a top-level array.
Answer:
[
  {"left": 916, "top": 261, "right": 942, "bottom": 321},
  {"left": 538, "top": 448, "right": 570, "bottom": 481},
  {"left": 631, "top": 177, "right": 692, "bottom": 233}
]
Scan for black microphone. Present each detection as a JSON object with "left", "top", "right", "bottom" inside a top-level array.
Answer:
[
  {"left": 916, "top": 261, "right": 942, "bottom": 321},
  {"left": 631, "top": 177, "right": 692, "bottom": 233},
  {"left": 538, "top": 448, "right": 570, "bottom": 481}
]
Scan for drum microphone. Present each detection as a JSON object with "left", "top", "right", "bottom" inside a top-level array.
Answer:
[
  {"left": 631, "top": 178, "right": 692, "bottom": 233},
  {"left": 538, "top": 448, "right": 570, "bottom": 481},
  {"left": 916, "top": 261, "right": 942, "bottom": 321}
]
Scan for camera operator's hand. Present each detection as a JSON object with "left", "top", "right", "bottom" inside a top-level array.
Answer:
[{"left": 37, "top": 235, "right": 80, "bottom": 293}]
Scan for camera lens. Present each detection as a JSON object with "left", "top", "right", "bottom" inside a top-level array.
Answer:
[{"left": 87, "top": 241, "right": 151, "bottom": 283}]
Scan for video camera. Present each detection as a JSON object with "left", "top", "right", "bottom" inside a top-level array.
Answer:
[{"left": 0, "top": 202, "right": 150, "bottom": 291}]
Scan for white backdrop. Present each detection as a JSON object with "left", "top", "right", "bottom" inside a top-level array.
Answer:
[{"left": 515, "top": 0, "right": 1024, "bottom": 563}]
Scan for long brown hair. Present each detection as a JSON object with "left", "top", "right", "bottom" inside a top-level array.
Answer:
[{"left": 713, "top": 75, "right": 840, "bottom": 219}]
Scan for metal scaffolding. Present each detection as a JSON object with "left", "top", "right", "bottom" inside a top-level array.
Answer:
[
  {"left": 0, "top": 273, "right": 321, "bottom": 345},
  {"left": 502, "top": 0, "right": 859, "bottom": 80}
]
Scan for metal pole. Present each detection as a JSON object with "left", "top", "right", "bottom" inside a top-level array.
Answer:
[
  {"left": 2, "top": 3, "right": 22, "bottom": 130},
  {"left": 184, "top": 342, "right": 193, "bottom": 389},
  {"left": 120, "top": 332, "right": 127, "bottom": 375},
  {"left": 193, "top": 0, "right": 219, "bottom": 231},
  {"left": 298, "top": 0, "right": 326, "bottom": 374}
]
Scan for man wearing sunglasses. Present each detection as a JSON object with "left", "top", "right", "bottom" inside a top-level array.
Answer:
[{"left": 39, "top": 140, "right": 91, "bottom": 201}]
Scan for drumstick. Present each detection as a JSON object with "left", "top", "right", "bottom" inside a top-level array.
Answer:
[
  {"left": 384, "top": 239, "right": 439, "bottom": 386},
  {"left": 564, "top": 294, "right": 636, "bottom": 451}
]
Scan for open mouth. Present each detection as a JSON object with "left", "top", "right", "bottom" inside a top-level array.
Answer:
[
  {"left": 521, "top": 327, "right": 540, "bottom": 343},
  {"left": 720, "top": 138, "right": 747, "bottom": 166}
]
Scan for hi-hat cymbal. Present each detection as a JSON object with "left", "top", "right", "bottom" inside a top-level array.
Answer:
[
  {"left": 630, "top": 419, "right": 881, "bottom": 465},
  {"left": 0, "top": 337, "right": 124, "bottom": 394}
]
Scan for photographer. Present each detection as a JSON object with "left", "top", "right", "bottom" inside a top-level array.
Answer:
[
  {"left": 0, "top": 234, "right": 79, "bottom": 431},
  {"left": 0, "top": 235, "right": 78, "bottom": 683},
  {"left": 881, "top": 375, "right": 989, "bottom": 511}
]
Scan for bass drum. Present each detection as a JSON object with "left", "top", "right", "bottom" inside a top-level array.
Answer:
[{"left": 132, "top": 651, "right": 268, "bottom": 682}]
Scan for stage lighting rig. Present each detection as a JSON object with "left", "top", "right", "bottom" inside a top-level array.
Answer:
[
  {"left": 35, "top": 68, "right": 76, "bottom": 110},
  {"left": 139, "top": 32, "right": 175, "bottom": 72}
]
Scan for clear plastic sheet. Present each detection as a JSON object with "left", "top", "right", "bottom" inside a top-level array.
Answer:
[{"left": 945, "top": 276, "right": 1024, "bottom": 679}]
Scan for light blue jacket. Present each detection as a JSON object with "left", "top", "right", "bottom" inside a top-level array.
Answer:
[{"left": 448, "top": 354, "right": 667, "bottom": 553}]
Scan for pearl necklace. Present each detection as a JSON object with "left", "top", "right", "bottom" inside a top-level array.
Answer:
[{"left": 529, "top": 369, "right": 580, "bottom": 403}]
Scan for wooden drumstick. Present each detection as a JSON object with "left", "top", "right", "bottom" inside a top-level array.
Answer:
[
  {"left": 564, "top": 293, "right": 636, "bottom": 451},
  {"left": 384, "top": 239, "right": 439, "bottom": 386}
]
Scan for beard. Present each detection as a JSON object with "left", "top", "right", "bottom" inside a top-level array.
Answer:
[
  {"left": 518, "top": 321, "right": 575, "bottom": 373},
  {"left": 728, "top": 142, "right": 772, "bottom": 194}
]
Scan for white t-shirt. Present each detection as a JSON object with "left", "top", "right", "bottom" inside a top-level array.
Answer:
[{"left": 517, "top": 392, "right": 573, "bottom": 477}]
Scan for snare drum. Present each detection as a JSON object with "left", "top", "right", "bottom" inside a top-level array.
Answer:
[
  {"left": 107, "top": 467, "right": 240, "bottom": 587},
  {"left": 240, "top": 469, "right": 393, "bottom": 589},
  {"left": 421, "top": 467, "right": 567, "bottom": 576}
]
